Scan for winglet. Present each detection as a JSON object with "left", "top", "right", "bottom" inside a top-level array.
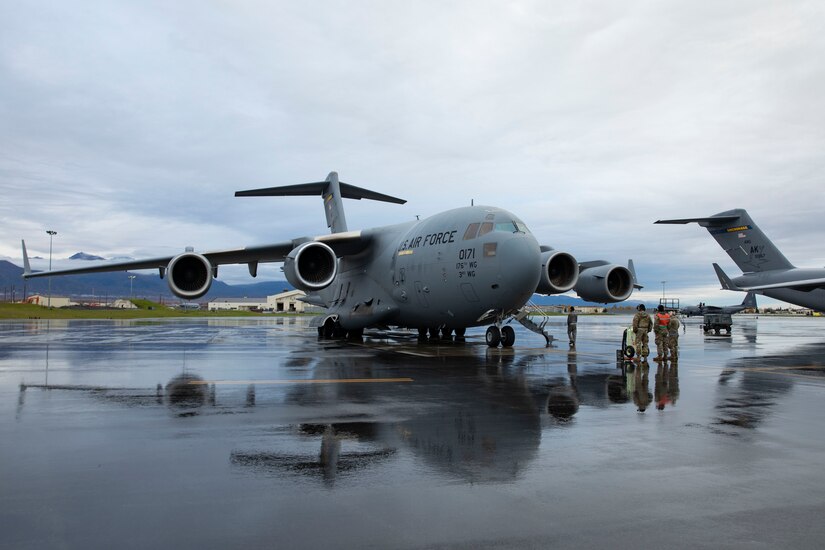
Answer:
[
  {"left": 628, "top": 259, "right": 643, "bottom": 289},
  {"left": 21, "top": 240, "right": 32, "bottom": 276},
  {"left": 713, "top": 263, "right": 741, "bottom": 291}
]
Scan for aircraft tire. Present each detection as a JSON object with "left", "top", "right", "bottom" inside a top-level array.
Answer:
[
  {"left": 486, "top": 326, "right": 501, "bottom": 347},
  {"left": 624, "top": 345, "right": 635, "bottom": 359},
  {"left": 501, "top": 325, "right": 515, "bottom": 347},
  {"left": 454, "top": 327, "right": 466, "bottom": 337},
  {"left": 323, "top": 318, "right": 336, "bottom": 338}
]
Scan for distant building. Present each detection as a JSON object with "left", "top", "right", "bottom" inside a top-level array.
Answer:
[
  {"left": 111, "top": 299, "right": 137, "bottom": 309},
  {"left": 207, "top": 290, "right": 318, "bottom": 313},
  {"left": 25, "top": 295, "right": 73, "bottom": 308},
  {"left": 208, "top": 297, "right": 266, "bottom": 312}
]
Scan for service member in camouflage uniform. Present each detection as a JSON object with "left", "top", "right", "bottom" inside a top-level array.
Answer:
[
  {"left": 631, "top": 304, "right": 652, "bottom": 360},
  {"left": 667, "top": 313, "right": 680, "bottom": 361},
  {"left": 654, "top": 305, "right": 671, "bottom": 361}
]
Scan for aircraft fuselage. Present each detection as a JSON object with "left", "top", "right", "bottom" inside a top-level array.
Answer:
[{"left": 314, "top": 205, "right": 541, "bottom": 330}]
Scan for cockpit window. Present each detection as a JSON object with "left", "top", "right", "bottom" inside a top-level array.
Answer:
[
  {"left": 463, "top": 223, "right": 480, "bottom": 240},
  {"left": 478, "top": 222, "right": 493, "bottom": 236},
  {"left": 515, "top": 222, "right": 530, "bottom": 233}
]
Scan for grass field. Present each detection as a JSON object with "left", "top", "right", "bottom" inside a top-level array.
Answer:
[{"left": 0, "top": 299, "right": 282, "bottom": 320}]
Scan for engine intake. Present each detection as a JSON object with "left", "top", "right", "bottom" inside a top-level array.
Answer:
[
  {"left": 536, "top": 250, "right": 579, "bottom": 294},
  {"left": 574, "top": 264, "right": 633, "bottom": 303},
  {"left": 167, "top": 252, "right": 213, "bottom": 300},
  {"left": 284, "top": 242, "right": 338, "bottom": 291}
]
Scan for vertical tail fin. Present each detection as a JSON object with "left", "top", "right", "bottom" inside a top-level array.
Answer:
[
  {"left": 235, "top": 172, "right": 405, "bottom": 234},
  {"left": 741, "top": 291, "right": 757, "bottom": 309},
  {"left": 656, "top": 209, "right": 794, "bottom": 273}
]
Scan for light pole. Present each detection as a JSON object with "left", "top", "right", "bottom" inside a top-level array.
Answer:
[
  {"left": 128, "top": 275, "right": 136, "bottom": 299},
  {"left": 661, "top": 281, "right": 667, "bottom": 301},
  {"left": 46, "top": 230, "right": 57, "bottom": 308}
]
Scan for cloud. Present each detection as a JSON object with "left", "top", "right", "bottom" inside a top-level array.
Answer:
[{"left": 2, "top": 0, "right": 824, "bottom": 308}]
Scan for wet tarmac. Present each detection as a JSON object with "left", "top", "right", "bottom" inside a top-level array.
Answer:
[{"left": 2, "top": 315, "right": 825, "bottom": 549}]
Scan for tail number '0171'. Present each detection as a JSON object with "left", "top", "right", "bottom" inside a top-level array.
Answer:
[{"left": 458, "top": 248, "right": 475, "bottom": 260}]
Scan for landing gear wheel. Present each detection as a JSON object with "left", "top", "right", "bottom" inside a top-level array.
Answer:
[
  {"left": 428, "top": 327, "right": 440, "bottom": 340},
  {"left": 441, "top": 327, "right": 453, "bottom": 340},
  {"left": 624, "top": 345, "right": 636, "bottom": 359},
  {"left": 454, "top": 327, "right": 466, "bottom": 338},
  {"left": 486, "top": 326, "right": 501, "bottom": 347},
  {"left": 418, "top": 327, "right": 428, "bottom": 340},
  {"left": 322, "top": 318, "right": 336, "bottom": 338},
  {"left": 500, "top": 325, "right": 515, "bottom": 347}
]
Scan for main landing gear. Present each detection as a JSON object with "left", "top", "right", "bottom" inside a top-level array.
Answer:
[{"left": 486, "top": 325, "right": 515, "bottom": 348}]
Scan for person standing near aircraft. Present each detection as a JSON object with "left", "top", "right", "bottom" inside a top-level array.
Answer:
[
  {"left": 566, "top": 306, "right": 578, "bottom": 348},
  {"left": 632, "top": 304, "right": 652, "bottom": 361},
  {"left": 667, "top": 313, "right": 680, "bottom": 361},
  {"left": 654, "top": 305, "right": 671, "bottom": 361}
]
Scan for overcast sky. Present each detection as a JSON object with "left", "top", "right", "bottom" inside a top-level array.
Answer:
[{"left": 2, "top": 1, "right": 824, "bottom": 307}]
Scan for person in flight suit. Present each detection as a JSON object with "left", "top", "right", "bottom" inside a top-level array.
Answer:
[
  {"left": 567, "top": 306, "right": 578, "bottom": 348},
  {"left": 632, "top": 304, "right": 652, "bottom": 361},
  {"left": 654, "top": 305, "right": 671, "bottom": 361},
  {"left": 667, "top": 312, "right": 681, "bottom": 362}
]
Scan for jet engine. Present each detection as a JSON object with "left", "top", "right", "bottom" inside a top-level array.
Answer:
[
  {"left": 284, "top": 242, "right": 338, "bottom": 291},
  {"left": 574, "top": 263, "right": 634, "bottom": 303},
  {"left": 535, "top": 250, "right": 579, "bottom": 295},
  {"left": 167, "top": 252, "right": 213, "bottom": 300}
]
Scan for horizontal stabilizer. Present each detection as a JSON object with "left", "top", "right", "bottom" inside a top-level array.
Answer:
[
  {"left": 654, "top": 215, "right": 740, "bottom": 225},
  {"left": 236, "top": 181, "right": 406, "bottom": 204}
]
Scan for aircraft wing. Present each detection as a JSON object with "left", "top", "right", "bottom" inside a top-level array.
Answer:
[
  {"left": 712, "top": 263, "right": 825, "bottom": 293},
  {"left": 22, "top": 231, "right": 370, "bottom": 279},
  {"left": 730, "top": 278, "right": 825, "bottom": 292}
]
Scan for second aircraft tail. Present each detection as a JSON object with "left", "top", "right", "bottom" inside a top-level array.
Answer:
[{"left": 656, "top": 208, "right": 794, "bottom": 273}]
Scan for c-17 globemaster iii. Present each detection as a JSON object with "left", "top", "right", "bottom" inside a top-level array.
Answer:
[
  {"left": 656, "top": 208, "right": 825, "bottom": 313},
  {"left": 23, "top": 172, "right": 641, "bottom": 347}
]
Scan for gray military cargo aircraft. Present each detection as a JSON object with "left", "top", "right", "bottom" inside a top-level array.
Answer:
[
  {"left": 656, "top": 208, "right": 825, "bottom": 313},
  {"left": 680, "top": 291, "right": 757, "bottom": 317},
  {"left": 23, "top": 172, "right": 640, "bottom": 347}
]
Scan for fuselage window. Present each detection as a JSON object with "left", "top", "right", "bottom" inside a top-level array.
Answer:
[
  {"left": 478, "top": 222, "right": 494, "bottom": 236},
  {"left": 463, "top": 223, "right": 480, "bottom": 240},
  {"left": 483, "top": 242, "right": 497, "bottom": 257}
]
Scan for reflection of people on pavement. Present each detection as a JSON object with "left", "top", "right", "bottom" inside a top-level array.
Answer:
[
  {"left": 667, "top": 362, "right": 680, "bottom": 405},
  {"left": 548, "top": 352, "right": 580, "bottom": 421},
  {"left": 632, "top": 361, "right": 651, "bottom": 412},
  {"left": 655, "top": 363, "right": 668, "bottom": 410}
]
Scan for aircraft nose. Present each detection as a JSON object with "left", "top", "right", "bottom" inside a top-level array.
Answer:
[{"left": 498, "top": 235, "right": 541, "bottom": 295}]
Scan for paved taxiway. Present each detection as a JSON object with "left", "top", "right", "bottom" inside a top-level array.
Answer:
[{"left": 2, "top": 315, "right": 825, "bottom": 549}]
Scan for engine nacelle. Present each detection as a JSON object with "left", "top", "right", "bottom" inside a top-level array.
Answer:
[
  {"left": 167, "top": 252, "right": 213, "bottom": 300},
  {"left": 536, "top": 250, "right": 579, "bottom": 294},
  {"left": 574, "top": 264, "right": 634, "bottom": 303},
  {"left": 284, "top": 242, "right": 338, "bottom": 291}
]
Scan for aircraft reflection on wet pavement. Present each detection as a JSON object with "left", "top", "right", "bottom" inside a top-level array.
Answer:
[
  {"left": 710, "top": 341, "right": 825, "bottom": 435},
  {"left": 17, "top": 350, "right": 648, "bottom": 485}
]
